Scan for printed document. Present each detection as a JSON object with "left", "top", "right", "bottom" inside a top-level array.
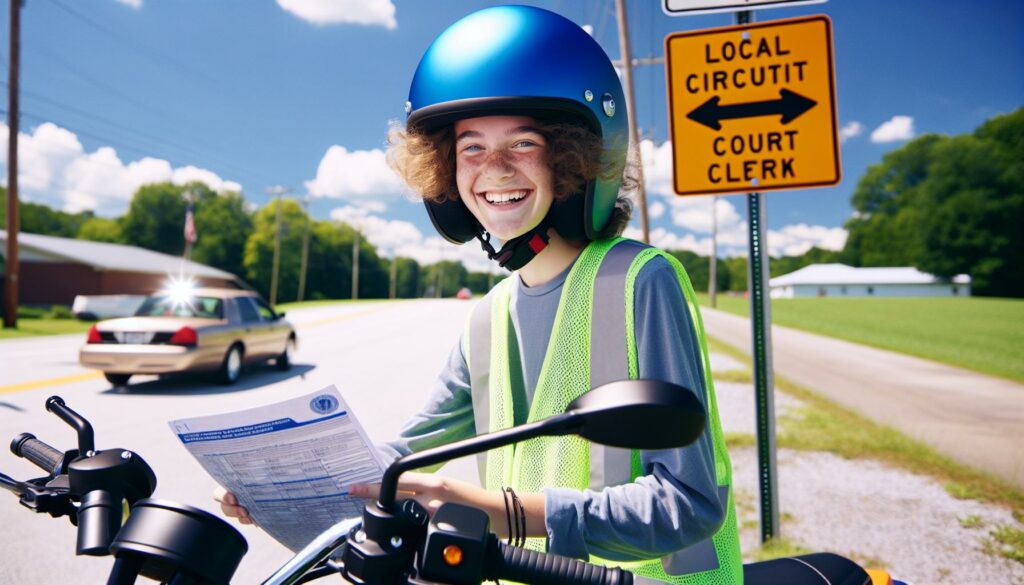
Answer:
[{"left": 169, "top": 385, "right": 384, "bottom": 552}]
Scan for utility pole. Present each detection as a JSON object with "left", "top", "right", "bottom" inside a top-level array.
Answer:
[
  {"left": 710, "top": 196, "right": 718, "bottom": 308},
  {"left": 389, "top": 251, "right": 398, "bottom": 300},
  {"left": 266, "top": 186, "right": 290, "bottom": 305},
  {"left": 4, "top": 0, "right": 21, "bottom": 329},
  {"left": 614, "top": 0, "right": 649, "bottom": 244},
  {"left": 351, "top": 227, "right": 360, "bottom": 300},
  {"left": 297, "top": 196, "right": 310, "bottom": 302}
]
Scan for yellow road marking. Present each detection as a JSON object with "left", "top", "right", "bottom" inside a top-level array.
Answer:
[
  {"left": 0, "top": 371, "right": 103, "bottom": 396},
  {"left": 0, "top": 302, "right": 406, "bottom": 395}
]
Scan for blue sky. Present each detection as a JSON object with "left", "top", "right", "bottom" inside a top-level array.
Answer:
[{"left": 2, "top": 0, "right": 1021, "bottom": 269}]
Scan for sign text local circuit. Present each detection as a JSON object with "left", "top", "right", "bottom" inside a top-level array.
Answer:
[{"left": 665, "top": 16, "right": 841, "bottom": 196}]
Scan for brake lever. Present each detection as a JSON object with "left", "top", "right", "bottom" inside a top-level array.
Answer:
[{"left": 16, "top": 478, "right": 75, "bottom": 519}]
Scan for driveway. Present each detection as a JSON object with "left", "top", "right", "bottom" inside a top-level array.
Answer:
[{"left": 700, "top": 307, "right": 1024, "bottom": 489}]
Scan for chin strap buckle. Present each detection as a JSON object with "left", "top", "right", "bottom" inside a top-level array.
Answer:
[{"left": 475, "top": 222, "right": 551, "bottom": 272}]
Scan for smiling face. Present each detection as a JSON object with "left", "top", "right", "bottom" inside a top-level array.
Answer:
[{"left": 454, "top": 115, "right": 555, "bottom": 242}]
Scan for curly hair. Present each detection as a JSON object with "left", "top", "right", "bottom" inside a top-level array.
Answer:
[{"left": 387, "top": 118, "right": 637, "bottom": 240}]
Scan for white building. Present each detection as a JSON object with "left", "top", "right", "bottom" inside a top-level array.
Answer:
[{"left": 769, "top": 263, "right": 971, "bottom": 298}]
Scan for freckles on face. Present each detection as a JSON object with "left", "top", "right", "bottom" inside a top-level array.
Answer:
[{"left": 453, "top": 115, "right": 555, "bottom": 241}]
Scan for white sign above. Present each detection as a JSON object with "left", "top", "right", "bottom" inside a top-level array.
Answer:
[{"left": 663, "top": 0, "right": 827, "bottom": 17}]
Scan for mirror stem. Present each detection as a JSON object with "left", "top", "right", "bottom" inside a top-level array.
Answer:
[{"left": 377, "top": 413, "right": 581, "bottom": 511}]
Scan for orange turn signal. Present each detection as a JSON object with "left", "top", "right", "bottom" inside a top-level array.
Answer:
[{"left": 442, "top": 544, "right": 463, "bottom": 566}]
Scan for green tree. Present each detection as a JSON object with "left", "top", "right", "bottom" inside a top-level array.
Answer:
[
  {"left": 842, "top": 108, "right": 1024, "bottom": 296},
  {"left": 723, "top": 257, "right": 748, "bottom": 293},
  {"left": 842, "top": 135, "right": 942, "bottom": 268},
  {"left": 244, "top": 199, "right": 308, "bottom": 301},
  {"left": 120, "top": 182, "right": 189, "bottom": 255},
  {"left": 243, "top": 202, "right": 396, "bottom": 301},
  {"left": 77, "top": 217, "right": 123, "bottom": 243},
  {"left": 420, "top": 260, "right": 469, "bottom": 297},
  {"left": 394, "top": 257, "right": 421, "bottom": 298},
  {"left": 466, "top": 271, "right": 501, "bottom": 294},
  {"left": 665, "top": 249, "right": 731, "bottom": 294},
  {"left": 1, "top": 187, "right": 94, "bottom": 236},
  {"left": 913, "top": 112, "right": 1023, "bottom": 296},
  {"left": 191, "top": 190, "right": 253, "bottom": 278}
]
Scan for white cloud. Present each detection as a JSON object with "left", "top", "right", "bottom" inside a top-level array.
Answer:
[
  {"left": 305, "top": 145, "right": 405, "bottom": 200},
  {"left": 114, "top": 0, "right": 142, "bottom": 9},
  {"left": 0, "top": 121, "right": 242, "bottom": 216},
  {"left": 172, "top": 166, "right": 243, "bottom": 193},
  {"left": 624, "top": 226, "right": 714, "bottom": 256},
  {"left": 329, "top": 205, "right": 422, "bottom": 253},
  {"left": 767, "top": 224, "right": 847, "bottom": 257},
  {"left": 870, "top": 116, "right": 915, "bottom": 143},
  {"left": 350, "top": 199, "right": 387, "bottom": 214},
  {"left": 639, "top": 138, "right": 676, "bottom": 197},
  {"left": 277, "top": 0, "right": 397, "bottom": 29},
  {"left": 328, "top": 203, "right": 497, "bottom": 273},
  {"left": 648, "top": 201, "right": 665, "bottom": 220},
  {"left": 581, "top": 24, "right": 594, "bottom": 36},
  {"left": 839, "top": 121, "right": 863, "bottom": 143},
  {"left": 669, "top": 196, "right": 742, "bottom": 235}
]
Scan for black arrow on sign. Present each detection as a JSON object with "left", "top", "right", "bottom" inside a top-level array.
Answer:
[{"left": 687, "top": 89, "right": 817, "bottom": 131}]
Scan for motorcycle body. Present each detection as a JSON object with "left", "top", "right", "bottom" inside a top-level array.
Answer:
[{"left": 1, "top": 389, "right": 907, "bottom": 585}]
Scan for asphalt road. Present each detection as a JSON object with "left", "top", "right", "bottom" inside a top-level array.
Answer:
[
  {"left": 700, "top": 307, "right": 1024, "bottom": 489},
  {"left": 0, "top": 299, "right": 477, "bottom": 584}
]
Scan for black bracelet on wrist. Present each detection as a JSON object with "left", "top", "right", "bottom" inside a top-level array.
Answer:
[
  {"left": 504, "top": 486, "right": 525, "bottom": 548},
  {"left": 502, "top": 486, "right": 514, "bottom": 546}
]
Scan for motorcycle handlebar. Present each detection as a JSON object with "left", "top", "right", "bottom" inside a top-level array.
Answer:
[
  {"left": 11, "top": 433, "right": 64, "bottom": 475},
  {"left": 485, "top": 540, "right": 633, "bottom": 585}
]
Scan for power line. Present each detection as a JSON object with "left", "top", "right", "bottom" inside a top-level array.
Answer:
[
  {"left": 44, "top": 0, "right": 225, "bottom": 93},
  {"left": 1, "top": 81, "right": 277, "bottom": 185},
  {"left": 2, "top": 107, "right": 241, "bottom": 184},
  {"left": 29, "top": 43, "right": 173, "bottom": 122}
]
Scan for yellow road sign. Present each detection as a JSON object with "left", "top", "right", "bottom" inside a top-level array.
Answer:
[{"left": 665, "top": 15, "right": 840, "bottom": 196}]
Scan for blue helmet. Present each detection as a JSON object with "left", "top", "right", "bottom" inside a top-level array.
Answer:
[{"left": 406, "top": 5, "right": 628, "bottom": 244}]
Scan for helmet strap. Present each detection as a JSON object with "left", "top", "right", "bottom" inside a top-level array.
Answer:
[{"left": 476, "top": 217, "right": 551, "bottom": 271}]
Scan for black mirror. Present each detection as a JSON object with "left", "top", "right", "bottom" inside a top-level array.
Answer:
[
  {"left": 566, "top": 379, "right": 706, "bottom": 450},
  {"left": 377, "top": 380, "right": 706, "bottom": 510},
  {"left": 276, "top": 311, "right": 286, "bottom": 319}
]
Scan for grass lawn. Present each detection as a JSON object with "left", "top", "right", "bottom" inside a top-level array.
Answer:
[
  {"left": 696, "top": 293, "right": 1024, "bottom": 382},
  {"left": 0, "top": 318, "right": 92, "bottom": 340}
]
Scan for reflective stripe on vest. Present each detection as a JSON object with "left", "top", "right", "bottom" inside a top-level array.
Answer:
[{"left": 465, "top": 238, "right": 742, "bottom": 584}]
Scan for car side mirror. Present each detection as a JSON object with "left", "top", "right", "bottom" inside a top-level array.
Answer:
[{"left": 275, "top": 312, "right": 286, "bottom": 319}]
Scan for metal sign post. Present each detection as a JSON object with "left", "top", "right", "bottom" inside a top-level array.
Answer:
[
  {"left": 739, "top": 6, "right": 780, "bottom": 546},
  {"left": 747, "top": 190, "right": 778, "bottom": 541}
]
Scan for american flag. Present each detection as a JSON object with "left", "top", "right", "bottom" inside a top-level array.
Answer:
[{"left": 184, "top": 203, "right": 197, "bottom": 244}]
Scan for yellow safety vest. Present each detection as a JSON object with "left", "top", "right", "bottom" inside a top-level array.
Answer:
[{"left": 465, "top": 238, "right": 742, "bottom": 584}]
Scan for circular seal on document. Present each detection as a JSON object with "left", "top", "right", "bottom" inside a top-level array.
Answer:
[{"left": 309, "top": 394, "right": 339, "bottom": 415}]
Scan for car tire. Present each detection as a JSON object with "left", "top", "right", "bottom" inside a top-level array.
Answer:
[
  {"left": 218, "top": 345, "right": 243, "bottom": 385},
  {"left": 276, "top": 337, "right": 295, "bottom": 371},
  {"left": 104, "top": 373, "right": 131, "bottom": 386}
]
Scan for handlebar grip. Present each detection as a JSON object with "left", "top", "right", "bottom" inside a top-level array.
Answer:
[
  {"left": 11, "top": 433, "right": 64, "bottom": 475},
  {"left": 486, "top": 541, "right": 633, "bottom": 585}
]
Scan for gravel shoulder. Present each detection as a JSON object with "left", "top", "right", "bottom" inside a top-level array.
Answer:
[{"left": 712, "top": 355, "right": 1024, "bottom": 585}]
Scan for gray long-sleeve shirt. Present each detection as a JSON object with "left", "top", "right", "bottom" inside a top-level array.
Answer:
[{"left": 380, "top": 254, "right": 724, "bottom": 562}]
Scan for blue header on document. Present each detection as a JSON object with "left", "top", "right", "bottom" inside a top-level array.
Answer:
[{"left": 177, "top": 411, "right": 347, "bottom": 443}]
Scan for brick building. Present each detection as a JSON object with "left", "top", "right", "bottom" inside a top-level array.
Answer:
[{"left": 0, "top": 230, "right": 246, "bottom": 306}]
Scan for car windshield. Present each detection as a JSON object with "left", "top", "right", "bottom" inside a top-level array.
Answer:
[{"left": 134, "top": 295, "right": 223, "bottom": 319}]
